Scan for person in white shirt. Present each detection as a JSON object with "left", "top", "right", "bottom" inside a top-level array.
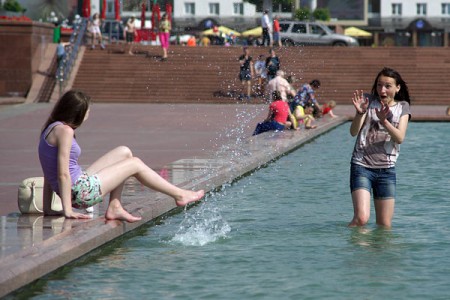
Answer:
[
  {"left": 261, "top": 10, "right": 272, "bottom": 46},
  {"left": 254, "top": 55, "right": 267, "bottom": 96}
]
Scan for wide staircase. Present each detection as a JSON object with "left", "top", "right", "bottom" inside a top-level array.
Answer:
[{"left": 72, "top": 45, "right": 450, "bottom": 105}]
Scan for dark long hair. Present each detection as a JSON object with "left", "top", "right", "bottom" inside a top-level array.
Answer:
[
  {"left": 41, "top": 90, "right": 91, "bottom": 134},
  {"left": 371, "top": 67, "right": 411, "bottom": 105}
]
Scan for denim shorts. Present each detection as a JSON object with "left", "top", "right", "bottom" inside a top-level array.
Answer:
[
  {"left": 273, "top": 32, "right": 280, "bottom": 42},
  {"left": 350, "top": 163, "right": 396, "bottom": 200},
  {"left": 71, "top": 172, "right": 103, "bottom": 209}
]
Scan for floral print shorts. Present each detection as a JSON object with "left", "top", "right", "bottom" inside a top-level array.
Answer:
[{"left": 71, "top": 172, "right": 103, "bottom": 209}]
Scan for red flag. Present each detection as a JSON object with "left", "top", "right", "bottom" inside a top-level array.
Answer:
[
  {"left": 151, "top": 3, "right": 161, "bottom": 33},
  {"left": 141, "top": 2, "right": 146, "bottom": 28},
  {"left": 166, "top": 3, "right": 172, "bottom": 23},
  {"left": 82, "top": 0, "right": 91, "bottom": 18},
  {"left": 156, "top": 4, "right": 161, "bottom": 22},
  {"left": 114, "top": 0, "right": 120, "bottom": 21},
  {"left": 100, "top": 0, "right": 106, "bottom": 19}
]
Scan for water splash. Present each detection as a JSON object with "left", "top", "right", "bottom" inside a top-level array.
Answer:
[
  {"left": 168, "top": 90, "right": 266, "bottom": 246},
  {"left": 171, "top": 190, "right": 232, "bottom": 246}
]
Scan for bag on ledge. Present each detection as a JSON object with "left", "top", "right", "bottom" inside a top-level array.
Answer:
[{"left": 18, "top": 177, "right": 62, "bottom": 214}]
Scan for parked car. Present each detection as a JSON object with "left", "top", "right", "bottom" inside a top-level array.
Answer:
[{"left": 279, "top": 21, "right": 359, "bottom": 46}]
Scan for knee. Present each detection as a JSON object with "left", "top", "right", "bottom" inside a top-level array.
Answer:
[
  {"left": 353, "top": 214, "right": 370, "bottom": 226},
  {"left": 116, "top": 146, "right": 133, "bottom": 158},
  {"left": 130, "top": 156, "right": 147, "bottom": 171}
]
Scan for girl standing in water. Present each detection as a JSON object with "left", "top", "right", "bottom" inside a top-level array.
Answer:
[
  {"left": 349, "top": 67, "right": 411, "bottom": 228},
  {"left": 39, "top": 90, "right": 204, "bottom": 222}
]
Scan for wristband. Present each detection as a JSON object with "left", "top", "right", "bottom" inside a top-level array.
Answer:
[{"left": 357, "top": 110, "right": 366, "bottom": 115}]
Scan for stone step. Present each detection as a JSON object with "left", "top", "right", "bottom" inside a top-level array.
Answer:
[{"left": 72, "top": 46, "right": 450, "bottom": 105}]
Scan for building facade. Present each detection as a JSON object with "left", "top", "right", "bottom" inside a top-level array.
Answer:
[
  {"left": 375, "top": 0, "right": 450, "bottom": 46},
  {"left": 172, "top": 0, "right": 257, "bottom": 32}
]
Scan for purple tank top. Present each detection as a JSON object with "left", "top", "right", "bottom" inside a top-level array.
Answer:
[{"left": 38, "top": 121, "right": 83, "bottom": 195}]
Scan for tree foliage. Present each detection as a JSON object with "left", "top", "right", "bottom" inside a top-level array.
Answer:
[
  {"left": 294, "top": 7, "right": 310, "bottom": 21},
  {"left": 294, "top": 6, "right": 330, "bottom": 22},
  {"left": 3, "top": 0, "right": 25, "bottom": 12},
  {"left": 313, "top": 7, "right": 330, "bottom": 21}
]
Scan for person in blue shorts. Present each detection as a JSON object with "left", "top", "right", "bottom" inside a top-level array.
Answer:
[{"left": 349, "top": 67, "right": 411, "bottom": 228}]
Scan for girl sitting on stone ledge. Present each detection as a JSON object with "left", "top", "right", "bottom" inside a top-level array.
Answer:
[{"left": 38, "top": 90, "right": 204, "bottom": 222}]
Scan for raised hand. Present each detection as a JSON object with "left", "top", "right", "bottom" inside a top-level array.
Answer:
[
  {"left": 352, "top": 90, "right": 369, "bottom": 115},
  {"left": 375, "top": 101, "right": 392, "bottom": 123}
]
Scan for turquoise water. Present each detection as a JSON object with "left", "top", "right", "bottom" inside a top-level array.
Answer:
[{"left": 12, "top": 122, "right": 450, "bottom": 299}]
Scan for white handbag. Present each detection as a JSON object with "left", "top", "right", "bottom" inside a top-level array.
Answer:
[{"left": 17, "top": 177, "right": 63, "bottom": 214}]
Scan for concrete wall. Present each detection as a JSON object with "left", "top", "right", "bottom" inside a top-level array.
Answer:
[{"left": 0, "top": 21, "right": 54, "bottom": 97}]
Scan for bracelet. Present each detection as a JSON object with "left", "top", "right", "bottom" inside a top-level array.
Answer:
[{"left": 357, "top": 110, "right": 366, "bottom": 115}]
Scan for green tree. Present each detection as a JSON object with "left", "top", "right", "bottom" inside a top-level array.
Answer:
[
  {"left": 294, "top": 7, "right": 310, "bottom": 21},
  {"left": 3, "top": 0, "right": 25, "bottom": 12},
  {"left": 313, "top": 7, "right": 330, "bottom": 21}
]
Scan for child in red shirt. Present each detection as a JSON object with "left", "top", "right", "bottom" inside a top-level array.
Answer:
[{"left": 322, "top": 100, "right": 337, "bottom": 117}]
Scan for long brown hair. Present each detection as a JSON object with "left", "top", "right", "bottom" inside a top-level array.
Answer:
[
  {"left": 41, "top": 90, "right": 91, "bottom": 134},
  {"left": 371, "top": 67, "right": 411, "bottom": 105}
]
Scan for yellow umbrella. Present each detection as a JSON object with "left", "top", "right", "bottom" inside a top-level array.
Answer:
[
  {"left": 203, "top": 26, "right": 241, "bottom": 36},
  {"left": 241, "top": 26, "right": 262, "bottom": 37},
  {"left": 344, "top": 26, "right": 372, "bottom": 38}
]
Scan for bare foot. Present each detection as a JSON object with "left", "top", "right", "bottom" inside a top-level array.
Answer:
[
  {"left": 175, "top": 190, "right": 205, "bottom": 207},
  {"left": 105, "top": 206, "right": 142, "bottom": 223}
]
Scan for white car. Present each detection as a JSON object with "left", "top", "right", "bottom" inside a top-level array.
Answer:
[{"left": 279, "top": 21, "right": 359, "bottom": 46}]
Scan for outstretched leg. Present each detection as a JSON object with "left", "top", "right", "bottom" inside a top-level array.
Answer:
[
  {"left": 97, "top": 156, "right": 203, "bottom": 204},
  {"left": 90, "top": 147, "right": 204, "bottom": 222}
]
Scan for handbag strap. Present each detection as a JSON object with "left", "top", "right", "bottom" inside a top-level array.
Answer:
[{"left": 30, "top": 179, "right": 43, "bottom": 213}]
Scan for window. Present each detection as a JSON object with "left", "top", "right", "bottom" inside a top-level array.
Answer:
[
  {"left": 417, "top": 3, "right": 427, "bottom": 15},
  {"left": 209, "top": 3, "right": 219, "bottom": 15},
  {"left": 185, "top": 2, "right": 195, "bottom": 15},
  {"left": 107, "top": 2, "right": 113, "bottom": 13},
  {"left": 392, "top": 3, "right": 402, "bottom": 16},
  {"left": 233, "top": 3, "right": 243, "bottom": 15},
  {"left": 279, "top": 23, "right": 290, "bottom": 32},
  {"left": 309, "top": 24, "right": 326, "bottom": 35},
  {"left": 442, "top": 3, "right": 450, "bottom": 15},
  {"left": 272, "top": 3, "right": 291, "bottom": 13},
  {"left": 292, "top": 24, "right": 307, "bottom": 34}
]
